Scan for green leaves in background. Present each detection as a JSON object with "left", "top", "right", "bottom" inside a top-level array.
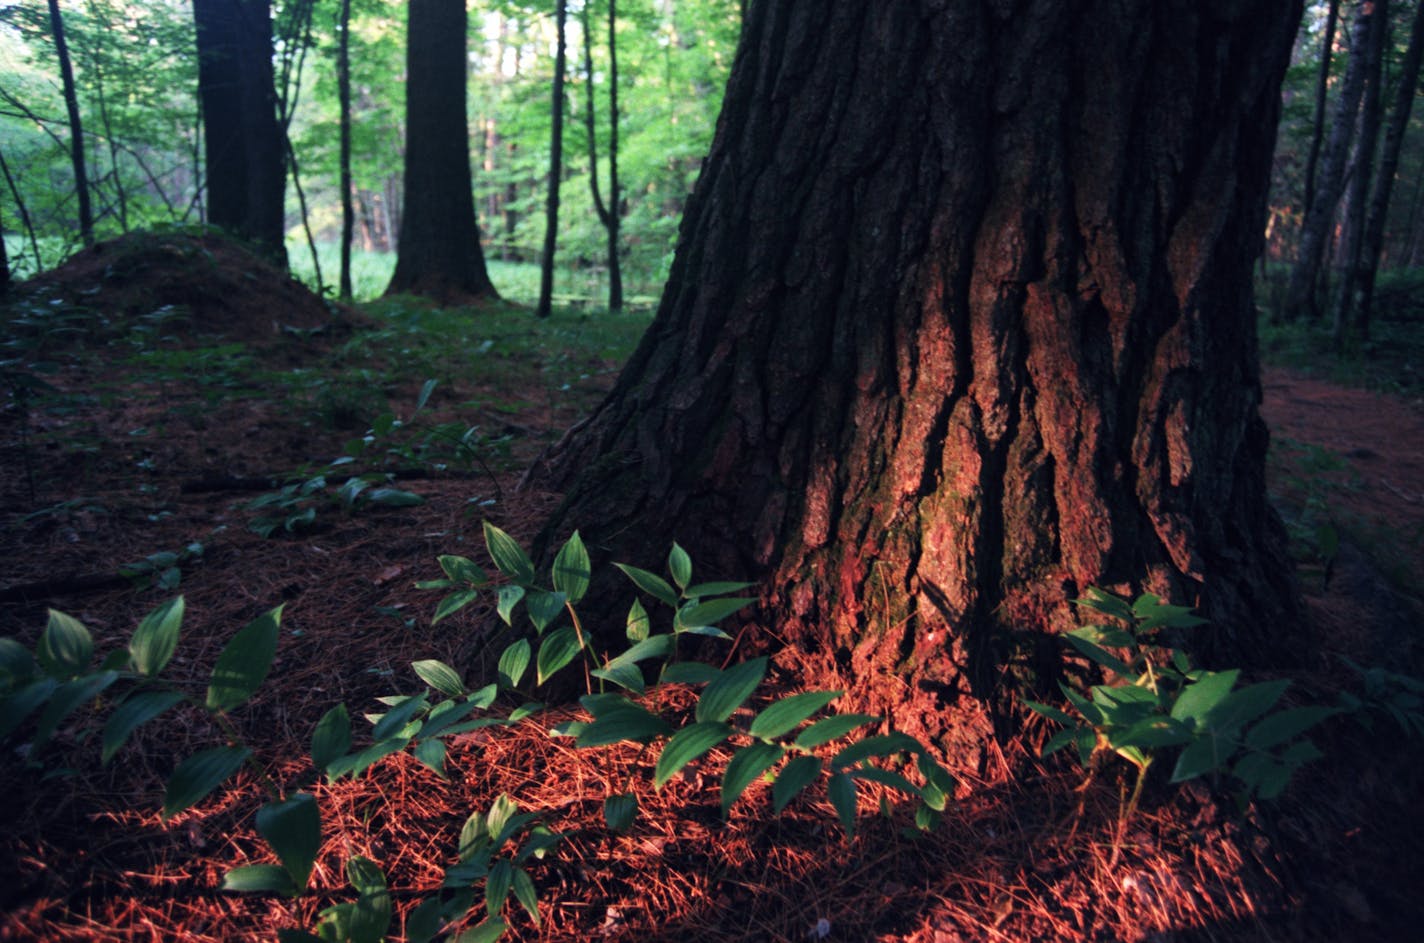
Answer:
[
  {"left": 206, "top": 606, "right": 283, "bottom": 713},
  {"left": 129, "top": 597, "right": 184, "bottom": 677}
]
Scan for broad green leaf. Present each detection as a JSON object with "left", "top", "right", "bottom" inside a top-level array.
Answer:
[
  {"left": 458, "top": 807, "right": 489, "bottom": 862},
  {"left": 590, "top": 662, "right": 646, "bottom": 694},
  {"left": 498, "top": 639, "right": 531, "bottom": 689},
  {"left": 772, "top": 755, "right": 822, "bottom": 813},
  {"left": 1067, "top": 623, "right": 1135, "bottom": 649},
  {"left": 525, "top": 590, "right": 567, "bottom": 634},
  {"left": 485, "top": 859, "right": 513, "bottom": 916},
  {"left": 654, "top": 721, "right": 732, "bottom": 787},
  {"left": 508, "top": 702, "right": 543, "bottom": 722},
  {"left": 517, "top": 826, "right": 561, "bottom": 862},
  {"left": 222, "top": 864, "right": 297, "bottom": 895},
  {"left": 1169, "top": 670, "right": 1242, "bottom": 727},
  {"left": 1024, "top": 699, "right": 1075, "bottom": 726},
  {"left": 257, "top": 793, "right": 320, "bottom": 890},
  {"left": 438, "top": 554, "right": 487, "bottom": 585},
  {"left": 683, "top": 580, "right": 757, "bottom": 598},
  {"left": 1203, "top": 679, "right": 1292, "bottom": 735},
  {"left": 696, "top": 656, "right": 767, "bottom": 724},
  {"left": 1040, "top": 725, "right": 1085, "bottom": 759},
  {"left": 626, "top": 598, "right": 650, "bottom": 642},
  {"left": 433, "top": 590, "right": 481, "bottom": 624},
  {"left": 452, "top": 918, "right": 507, "bottom": 943},
  {"left": 749, "top": 690, "right": 841, "bottom": 740},
  {"left": 483, "top": 522, "right": 535, "bottom": 585},
  {"left": 536, "top": 626, "right": 583, "bottom": 685},
  {"left": 345, "top": 856, "right": 392, "bottom": 943},
  {"left": 1233, "top": 752, "right": 1291, "bottom": 800},
  {"left": 206, "top": 606, "right": 283, "bottom": 712},
  {"left": 403, "top": 896, "right": 446, "bottom": 943},
  {"left": 720, "top": 741, "right": 784, "bottom": 818},
  {"left": 677, "top": 625, "right": 733, "bottom": 640},
  {"left": 413, "top": 659, "right": 466, "bottom": 697},
  {"left": 512, "top": 866, "right": 539, "bottom": 925},
  {"left": 39, "top": 610, "right": 92, "bottom": 678},
  {"left": 164, "top": 745, "right": 252, "bottom": 819},
  {"left": 416, "top": 378, "right": 437, "bottom": 411},
  {"left": 371, "top": 693, "right": 428, "bottom": 741},
  {"left": 668, "top": 543, "right": 693, "bottom": 590},
  {"left": 415, "top": 738, "right": 448, "bottom": 779},
  {"left": 1131, "top": 594, "right": 1208, "bottom": 630},
  {"left": 0, "top": 637, "right": 34, "bottom": 687},
  {"left": 366, "top": 487, "right": 424, "bottom": 507},
  {"left": 604, "top": 792, "right": 638, "bottom": 832},
  {"left": 328, "top": 737, "right": 410, "bottom": 780},
  {"left": 468, "top": 683, "right": 498, "bottom": 710},
  {"left": 831, "top": 732, "right": 922, "bottom": 770},
  {"left": 794, "top": 713, "right": 879, "bottom": 749},
  {"left": 496, "top": 585, "right": 525, "bottom": 625},
  {"left": 33, "top": 671, "right": 118, "bottom": 748},
  {"left": 579, "top": 692, "right": 632, "bottom": 716},
  {"left": 552, "top": 531, "right": 591, "bottom": 603},
  {"left": 102, "top": 689, "right": 184, "bottom": 764},
  {"left": 660, "top": 662, "right": 722, "bottom": 685},
  {"left": 129, "top": 597, "right": 184, "bottom": 677},
  {"left": 1074, "top": 588, "right": 1135, "bottom": 623},
  {"left": 1060, "top": 683, "right": 1108, "bottom": 726},
  {"left": 1063, "top": 633, "right": 1132, "bottom": 677},
  {"left": 576, "top": 701, "right": 673, "bottom": 746},
  {"left": 1169, "top": 734, "right": 1230, "bottom": 783},
  {"left": 1112, "top": 717, "right": 1194, "bottom": 750},
  {"left": 0, "top": 678, "right": 57, "bottom": 741},
  {"left": 311, "top": 703, "right": 352, "bottom": 772},
  {"left": 678, "top": 597, "right": 756, "bottom": 632},
  {"left": 614, "top": 563, "right": 679, "bottom": 608},
  {"left": 827, "top": 771, "right": 858, "bottom": 835},
  {"left": 1244, "top": 705, "right": 1337, "bottom": 751},
  {"left": 415, "top": 699, "right": 485, "bottom": 739},
  {"left": 600, "top": 634, "right": 674, "bottom": 672}
]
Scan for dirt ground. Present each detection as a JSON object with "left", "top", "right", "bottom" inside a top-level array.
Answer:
[{"left": 1, "top": 236, "right": 1422, "bottom": 941}]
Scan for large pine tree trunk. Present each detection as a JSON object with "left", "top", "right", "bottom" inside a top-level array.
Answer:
[
  {"left": 527, "top": 1, "right": 1303, "bottom": 761},
  {"left": 192, "top": 0, "right": 286, "bottom": 265},
  {"left": 385, "top": 0, "right": 498, "bottom": 303}
]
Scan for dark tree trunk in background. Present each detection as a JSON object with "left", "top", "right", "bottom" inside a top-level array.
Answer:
[
  {"left": 1330, "top": 0, "right": 1391, "bottom": 341},
  {"left": 583, "top": 0, "right": 624, "bottom": 311},
  {"left": 1349, "top": 0, "right": 1424, "bottom": 334},
  {"left": 192, "top": 0, "right": 287, "bottom": 265},
  {"left": 1303, "top": 0, "right": 1342, "bottom": 221},
  {"left": 537, "top": 0, "right": 570, "bottom": 319},
  {"left": 527, "top": 1, "right": 1304, "bottom": 763},
  {"left": 1286, "top": 0, "right": 1381, "bottom": 321},
  {"left": 338, "top": 0, "right": 354, "bottom": 301},
  {"left": 385, "top": 0, "right": 497, "bottom": 303},
  {"left": 1, "top": 201, "right": 9, "bottom": 293},
  {"left": 47, "top": 0, "right": 92, "bottom": 247}
]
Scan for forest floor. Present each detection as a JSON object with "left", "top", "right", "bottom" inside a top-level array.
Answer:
[{"left": 0, "top": 231, "right": 1421, "bottom": 942}]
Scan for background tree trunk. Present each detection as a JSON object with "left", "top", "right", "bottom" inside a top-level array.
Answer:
[
  {"left": 537, "top": 0, "right": 570, "bottom": 320},
  {"left": 527, "top": 1, "right": 1304, "bottom": 763},
  {"left": 385, "top": 0, "right": 497, "bottom": 303},
  {"left": 583, "top": 0, "right": 624, "bottom": 311},
  {"left": 338, "top": 0, "right": 354, "bottom": 302},
  {"left": 1303, "top": 0, "right": 1343, "bottom": 221},
  {"left": 192, "top": 0, "right": 286, "bottom": 265},
  {"left": 1285, "top": 0, "right": 1381, "bottom": 321},
  {"left": 1349, "top": 0, "right": 1424, "bottom": 334},
  {"left": 1331, "top": 0, "right": 1391, "bottom": 341},
  {"left": 47, "top": 0, "right": 92, "bottom": 247}
]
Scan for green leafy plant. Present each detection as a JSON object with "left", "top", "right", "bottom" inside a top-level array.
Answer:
[
  {"left": 119, "top": 541, "right": 205, "bottom": 591},
  {"left": 1338, "top": 658, "right": 1424, "bottom": 739},
  {"left": 1026, "top": 589, "right": 1334, "bottom": 826}
]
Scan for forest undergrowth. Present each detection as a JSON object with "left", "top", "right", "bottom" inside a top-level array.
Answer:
[{"left": 1, "top": 234, "right": 1422, "bottom": 942}]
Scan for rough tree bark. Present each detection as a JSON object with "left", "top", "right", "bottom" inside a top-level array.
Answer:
[
  {"left": 385, "top": 0, "right": 498, "bottom": 303},
  {"left": 537, "top": 0, "right": 570, "bottom": 320},
  {"left": 526, "top": 1, "right": 1304, "bottom": 763},
  {"left": 47, "top": 0, "right": 92, "bottom": 247},
  {"left": 192, "top": 0, "right": 287, "bottom": 265},
  {"left": 338, "top": 0, "right": 354, "bottom": 301}
]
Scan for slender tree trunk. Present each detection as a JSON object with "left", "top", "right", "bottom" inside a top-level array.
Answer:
[
  {"left": 80, "top": 0, "right": 130, "bottom": 233},
  {"left": 1304, "top": 0, "right": 1343, "bottom": 221},
  {"left": 338, "top": 0, "right": 354, "bottom": 301},
  {"left": 1350, "top": 0, "right": 1424, "bottom": 334},
  {"left": 1402, "top": 154, "right": 1424, "bottom": 265},
  {"left": 385, "top": 0, "right": 498, "bottom": 302},
  {"left": 526, "top": 1, "right": 1304, "bottom": 761},
  {"left": 582, "top": 0, "right": 624, "bottom": 311},
  {"left": 537, "top": 0, "right": 570, "bottom": 319},
  {"left": 1286, "top": 0, "right": 1382, "bottom": 321},
  {"left": 1331, "top": 0, "right": 1391, "bottom": 341},
  {"left": 1, "top": 199, "right": 9, "bottom": 293},
  {"left": 0, "top": 146, "right": 41, "bottom": 274},
  {"left": 47, "top": 0, "right": 93, "bottom": 247}
]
